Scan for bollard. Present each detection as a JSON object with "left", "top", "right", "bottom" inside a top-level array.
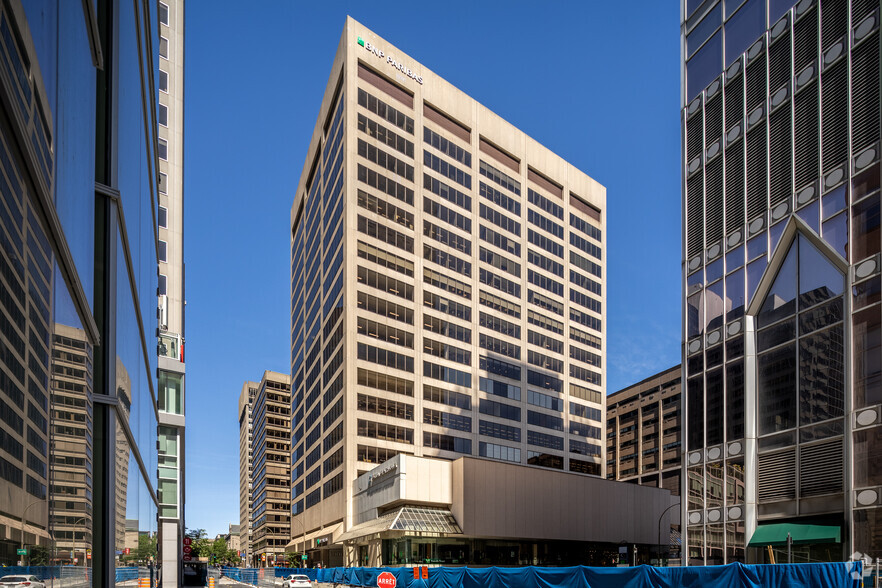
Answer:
[{"left": 138, "top": 578, "right": 150, "bottom": 588}]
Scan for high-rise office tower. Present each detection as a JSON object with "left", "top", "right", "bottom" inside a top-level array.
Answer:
[
  {"left": 289, "top": 18, "right": 606, "bottom": 565},
  {"left": 249, "top": 371, "right": 292, "bottom": 567},
  {"left": 0, "top": 0, "right": 164, "bottom": 584},
  {"left": 156, "top": 0, "right": 186, "bottom": 585},
  {"left": 238, "top": 380, "right": 258, "bottom": 565},
  {"left": 681, "top": 0, "right": 880, "bottom": 565}
]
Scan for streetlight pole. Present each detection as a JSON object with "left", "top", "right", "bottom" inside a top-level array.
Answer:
[
  {"left": 21, "top": 500, "right": 46, "bottom": 566},
  {"left": 656, "top": 502, "right": 680, "bottom": 566},
  {"left": 294, "top": 515, "right": 306, "bottom": 568}
]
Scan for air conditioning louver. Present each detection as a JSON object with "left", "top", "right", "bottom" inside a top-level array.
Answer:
[
  {"left": 758, "top": 448, "right": 797, "bottom": 501},
  {"left": 794, "top": 81, "right": 820, "bottom": 190},
  {"left": 800, "top": 439, "right": 844, "bottom": 497},
  {"left": 769, "top": 30, "right": 792, "bottom": 92},
  {"left": 851, "top": 31, "right": 880, "bottom": 154},
  {"left": 820, "top": 0, "right": 847, "bottom": 49},
  {"left": 725, "top": 74, "right": 744, "bottom": 131},
  {"left": 746, "top": 52, "right": 767, "bottom": 110},
  {"left": 794, "top": 6, "right": 819, "bottom": 73},
  {"left": 852, "top": 0, "right": 877, "bottom": 22},
  {"left": 706, "top": 96, "right": 723, "bottom": 145},
  {"left": 746, "top": 126, "right": 768, "bottom": 219},
  {"left": 687, "top": 114, "right": 704, "bottom": 161},
  {"left": 687, "top": 174, "right": 705, "bottom": 257},
  {"left": 706, "top": 158, "right": 724, "bottom": 243},
  {"left": 769, "top": 106, "right": 793, "bottom": 205},
  {"left": 821, "top": 61, "right": 848, "bottom": 171},
  {"left": 725, "top": 140, "right": 745, "bottom": 233}
]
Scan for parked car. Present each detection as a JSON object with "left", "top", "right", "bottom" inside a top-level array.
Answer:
[
  {"left": 282, "top": 574, "right": 311, "bottom": 588},
  {"left": 1, "top": 576, "right": 45, "bottom": 588}
]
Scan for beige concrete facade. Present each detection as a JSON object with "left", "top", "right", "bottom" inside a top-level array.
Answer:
[
  {"left": 290, "top": 18, "right": 606, "bottom": 566},
  {"left": 340, "top": 454, "right": 675, "bottom": 567}
]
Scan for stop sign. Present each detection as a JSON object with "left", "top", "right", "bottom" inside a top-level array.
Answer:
[{"left": 377, "top": 571, "right": 397, "bottom": 588}]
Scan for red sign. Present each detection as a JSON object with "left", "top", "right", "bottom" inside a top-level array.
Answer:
[
  {"left": 183, "top": 555, "right": 191, "bottom": 562},
  {"left": 183, "top": 537, "right": 192, "bottom": 546},
  {"left": 124, "top": 548, "right": 130, "bottom": 555},
  {"left": 183, "top": 546, "right": 192, "bottom": 554},
  {"left": 413, "top": 568, "right": 419, "bottom": 580},
  {"left": 377, "top": 572, "right": 397, "bottom": 588},
  {"left": 421, "top": 567, "right": 428, "bottom": 580}
]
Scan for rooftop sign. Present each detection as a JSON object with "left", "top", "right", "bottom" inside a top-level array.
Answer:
[{"left": 358, "top": 37, "right": 423, "bottom": 85}]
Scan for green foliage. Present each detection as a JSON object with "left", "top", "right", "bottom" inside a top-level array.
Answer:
[{"left": 28, "top": 545, "right": 52, "bottom": 566}]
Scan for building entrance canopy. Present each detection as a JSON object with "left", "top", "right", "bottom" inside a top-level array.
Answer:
[
  {"left": 337, "top": 506, "right": 462, "bottom": 543},
  {"left": 748, "top": 523, "right": 841, "bottom": 547}
]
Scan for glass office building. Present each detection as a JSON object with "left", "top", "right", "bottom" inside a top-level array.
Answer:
[
  {"left": 682, "top": 0, "right": 880, "bottom": 564},
  {"left": 0, "top": 1, "right": 164, "bottom": 586},
  {"left": 290, "top": 18, "right": 606, "bottom": 566}
]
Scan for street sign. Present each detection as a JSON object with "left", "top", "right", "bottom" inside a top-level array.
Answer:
[
  {"left": 421, "top": 567, "right": 428, "bottom": 580},
  {"left": 377, "top": 571, "right": 396, "bottom": 588},
  {"left": 183, "top": 546, "right": 192, "bottom": 554},
  {"left": 74, "top": 558, "right": 79, "bottom": 564},
  {"left": 16, "top": 549, "right": 26, "bottom": 555},
  {"left": 183, "top": 537, "right": 192, "bottom": 546},
  {"left": 183, "top": 555, "right": 191, "bottom": 562},
  {"left": 302, "top": 555, "right": 307, "bottom": 561},
  {"left": 124, "top": 548, "right": 130, "bottom": 555}
]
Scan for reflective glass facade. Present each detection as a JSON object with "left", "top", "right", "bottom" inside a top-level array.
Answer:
[
  {"left": 682, "top": 0, "right": 881, "bottom": 565},
  {"left": 0, "top": 1, "right": 163, "bottom": 585}
]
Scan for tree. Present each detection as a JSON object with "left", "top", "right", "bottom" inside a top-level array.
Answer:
[{"left": 185, "top": 528, "right": 212, "bottom": 560}]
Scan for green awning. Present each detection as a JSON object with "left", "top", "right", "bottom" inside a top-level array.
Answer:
[{"left": 747, "top": 523, "right": 841, "bottom": 547}]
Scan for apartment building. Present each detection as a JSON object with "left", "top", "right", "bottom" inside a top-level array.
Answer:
[
  {"left": 238, "top": 380, "right": 258, "bottom": 565},
  {"left": 607, "top": 366, "right": 683, "bottom": 494},
  {"left": 249, "top": 372, "right": 292, "bottom": 567},
  {"left": 156, "top": 1, "right": 186, "bottom": 585}
]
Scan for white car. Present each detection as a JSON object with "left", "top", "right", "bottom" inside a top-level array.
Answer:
[
  {"left": 0, "top": 576, "right": 45, "bottom": 588},
  {"left": 282, "top": 574, "right": 311, "bottom": 588}
]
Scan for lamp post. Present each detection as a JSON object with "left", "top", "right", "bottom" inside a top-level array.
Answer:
[
  {"left": 656, "top": 502, "right": 680, "bottom": 566},
  {"left": 71, "top": 517, "right": 87, "bottom": 569},
  {"left": 294, "top": 514, "right": 306, "bottom": 568},
  {"left": 21, "top": 500, "right": 47, "bottom": 566}
]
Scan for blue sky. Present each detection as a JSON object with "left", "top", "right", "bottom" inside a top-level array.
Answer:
[{"left": 184, "top": 0, "right": 682, "bottom": 537}]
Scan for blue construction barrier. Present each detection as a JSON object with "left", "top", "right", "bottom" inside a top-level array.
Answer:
[
  {"left": 0, "top": 566, "right": 91, "bottom": 582},
  {"left": 220, "top": 562, "right": 864, "bottom": 588}
]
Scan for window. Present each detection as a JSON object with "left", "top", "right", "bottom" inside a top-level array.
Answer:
[
  {"left": 159, "top": 240, "right": 167, "bottom": 262},
  {"left": 479, "top": 420, "right": 521, "bottom": 442},
  {"left": 158, "top": 103, "right": 168, "bottom": 126},
  {"left": 159, "top": 2, "right": 169, "bottom": 25},
  {"left": 158, "top": 138, "right": 168, "bottom": 160},
  {"left": 158, "top": 274, "right": 167, "bottom": 296},
  {"left": 159, "top": 69, "right": 168, "bottom": 93},
  {"left": 479, "top": 441, "right": 520, "bottom": 463},
  {"left": 158, "top": 206, "right": 168, "bottom": 228},
  {"left": 159, "top": 36, "right": 168, "bottom": 58},
  {"left": 424, "top": 431, "right": 472, "bottom": 454},
  {"left": 424, "top": 385, "right": 471, "bottom": 410},
  {"left": 158, "top": 172, "right": 168, "bottom": 193}
]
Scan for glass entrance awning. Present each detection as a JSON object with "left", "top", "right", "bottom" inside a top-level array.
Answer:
[{"left": 337, "top": 506, "right": 462, "bottom": 543}]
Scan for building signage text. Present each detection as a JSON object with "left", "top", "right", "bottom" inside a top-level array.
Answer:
[{"left": 358, "top": 37, "right": 423, "bottom": 85}]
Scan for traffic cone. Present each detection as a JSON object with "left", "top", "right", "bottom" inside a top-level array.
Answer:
[
  {"left": 209, "top": 576, "right": 216, "bottom": 588},
  {"left": 138, "top": 578, "right": 150, "bottom": 588}
]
